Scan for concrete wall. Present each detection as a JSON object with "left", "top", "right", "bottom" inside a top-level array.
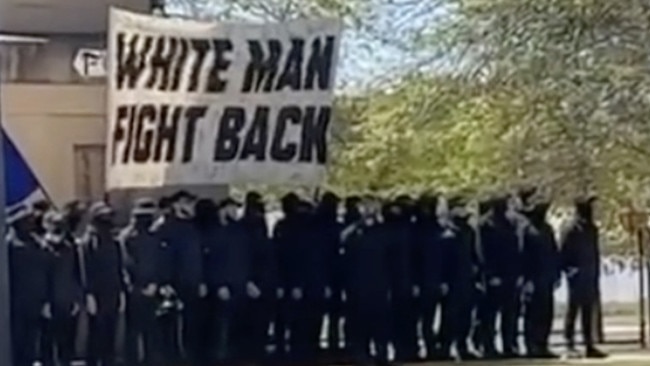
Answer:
[
  {"left": 1, "top": 83, "right": 106, "bottom": 207},
  {"left": 0, "top": 0, "right": 151, "bottom": 34}
]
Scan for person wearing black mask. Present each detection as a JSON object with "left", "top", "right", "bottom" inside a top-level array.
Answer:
[
  {"left": 152, "top": 195, "right": 183, "bottom": 364},
  {"left": 385, "top": 196, "right": 418, "bottom": 362},
  {"left": 438, "top": 196, "right": 477, "bottom": 361},
  {"left": 206, "top": 197, "right": 256, "bottom": 364},
  {"left": 480, "top": 195, "right": 523, "bottom": 358},
  {"left": 414, "top": 195, "right": 445, "bottom": 361},
  {"left": 7, "top": 206, "right": 51, "bottom": 366},
  {"left": 340, "top": 195, "right": 362, "bottom": 360},
  {"left": 32, "top": 200, "right": 51, "bottom": 236},
  {"left": 124, "top": 198, "right": 165, "bottom": 365},
  {"left": 522, "top": 197, "right": 560, "bottom": 358},
  {"left": 158, "top": 191, "right": 207, "bottom": 365},
  {"left": 241, "top": 192, "right": 277, "bottom": 365},
  {"left": 282, "top": 199, "right": 325, "bottom": 364},
  {"left": 41, "top": 210, "right": 85, "bottom": 366},
  {"left": 85, "top": 202, "right": 124, "bottom": 366},
  {"left": 316, "top": 192, "right": 345, "bottom": 360},
  {"left": 273, "top": 193, "right": 301, "bottom": 362},
  {"left": 561, "top": 196, "right": 607, "bottom": 358},
  {"left": 343, "top": 195, "right": 394, "bottom": 366}
]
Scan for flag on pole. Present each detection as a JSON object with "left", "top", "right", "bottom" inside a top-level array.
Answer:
[{"left": 3, "top": 130, "right": 48, "bottom": 216}]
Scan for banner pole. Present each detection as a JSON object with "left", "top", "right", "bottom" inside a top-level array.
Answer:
[{"left": 0, "top": 65, "right": 14, "bottom": 365}]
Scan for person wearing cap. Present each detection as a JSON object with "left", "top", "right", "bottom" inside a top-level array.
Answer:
[
  {"left": 40, "top": 210, "right": 85, "bottom": 366},
  {"left": 85, "top": 201, "right": 124, "bottom": 366},
  {"left": 413, "top": 194, "right": 445, "bottom": 361},
  {"left": 521, "top": 197, "right": 560, "bottom": 358},
  {"left": 206, "top": 197, "right": 256, "bottom": 363},
  {"left": 478, "top": 195, "right": 524, "bottom": 358},
  {"left": 343, "top": 195, "right": 394, "bottom": 366},
  {"left": 123, "top": 198, "right": 165, "bottom": 365},
  {"left": 7, "top": 205, "right": 51, "bottom": 366},
  {"left": 438, "top": 196, "right": 478, "bottom": 361},
  {"left": 240, "top": 192, "right": 277, "bottom": 365},
  {"left": 157, "top": 190, "right": 206, "bottom": 366},
  {"left": 561, "top": 196, "right": 607, "bottom": 358}
]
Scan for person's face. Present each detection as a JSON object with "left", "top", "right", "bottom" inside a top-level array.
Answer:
[{"left": 362, "top": 200, "right": 380, "bottom": 217}]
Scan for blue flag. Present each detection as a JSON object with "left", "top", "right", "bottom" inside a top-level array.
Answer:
[{"left": 3, "top": 130, "right": 46, "bottom": 210}]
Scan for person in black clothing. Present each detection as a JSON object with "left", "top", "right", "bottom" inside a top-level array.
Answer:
[
  {"left": 340, "top": 195, "right": 361, "bottom": 358},
  {"left": 385, "top": 197, "right": 419, "bottom": 362},
  {"left": 479, "top": 196, "right": 523, "bottom": 358},
  {"left": 438, "top": 196, "right": 477, "bottom": 361},
  {"left": 41, "top": 210, "right": 85, "bottom": 366},
  {"left": 343, "top": 195, "right": 394, "bottom": 366},
  {"left": 85, "top": 202, "right": 124, "bottom": 366},
  {"left": 153, "top": 195, "right": 182, "bottom": 365},
  {"left": 273, "top": 193, "right": 301, "bottom": 362},
  {"left": 414, "top": 195, "right": 444, "bottom": 361},
  {"left": 124, "top": 198, "right": 165, "bottom": 365},
  {"left": 8, "top": 205, "right": 51, "bottom": 366},
  {"left": 158, "top": 191, "right": 208, "bottom": 366},
  {"left": 241, "top": 192, "right": 278, "bottom": 365},
  {"left": 316, "top": 192, "right": 344, "bottom": 359},
  {"left": 278, "top": 199, "right": 326, "bottom": 364},
  {"left": 561, "top": 196, "right": 607, "bottom": 358},
  {"left": 522, "top": 197, "right": 560, "bottom": 358}
]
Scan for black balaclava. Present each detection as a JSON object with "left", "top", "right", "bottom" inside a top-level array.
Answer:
[
  {"left": 344, "top": 196, "right": 362, "bottom": 225},
  {"left": 317, "top": 191, "right": 340, "bottom": 222},
  {"left": 194, "top": 199, "right": 217, "bottom": 230},
  {"left": 575, "top": 197, "right": 596, "bottom": 222},
  {"left": 395, "top": 194, "right": 414, "bottom": 222},
  {"left": 63, "top": 201, "right": 85, "bottom": 234},
  {"left": 491, "top": 196, "right": 509, "bottom": 222},
  {"left": 382, "top": 201, "right": 402, "bottom": 223},
  {"left": 281, "top": 193, "right": 301, "bottom": 220},
  {"left": 530, "top": 202, "right": 551, "bottom": 225},
  {"left": 416, "top": 195, "right": 434, "bottom": 220},
  {"left": 244, "top": 191, "right": 265, "bottom": 220}
]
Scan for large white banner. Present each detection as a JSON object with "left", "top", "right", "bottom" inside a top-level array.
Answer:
[{"left": 106, "top": 8, "right": 342, "bottom": 189}]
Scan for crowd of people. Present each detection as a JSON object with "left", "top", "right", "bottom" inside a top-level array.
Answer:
[{"left": 7, "top": 188, "right": 608, "bottom": 366}]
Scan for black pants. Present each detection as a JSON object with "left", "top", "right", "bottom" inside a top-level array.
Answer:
[
  {"left": 326, "top": 291, "right": 345, "bottom": 352},
  {"left": 392, "top": 295, "right": 419, "bottom": 361},
  {"left": 11, "top": 304, "right": 42, "bottom": 366},
  {"left": 179, "top": 293, "right": 209, "bottom": 366},
  {"left": 211, "top": 297, "right": 241, "bottom": 364},
  {"left": 126, "top": 292, "right": 163, "bottom": 365},
  {"left": 42, "top": 308, "right": 78, "bottom": 366},
  {"left": 439, "top": 282, "right": 473, "bottom": 356},
  {"left": 420, "top": 292, "right": 442, "bottom": 358},
  {"left": 240, "top": 297, "right": 273, "bottom": 364},
  {"left": 524, "top": 283, "right": 554, "bottom": 353},
  {"left": 565, "top": 282, "right": 597, "bottom": 349},
  {"left": 88, "top": 293, "right": 119, "bottom": 366},
  {"left": 158, "top": 312, "right": 181, "bottom": 365},
  {"left": 286, "top": 296, "right": 324, "bottom": 363},
  {"left": 348, "top": 296, "right": 390, "bottom": 364},
  {"left": 480, "top": 281, "right": 520, "bottom": 354}
]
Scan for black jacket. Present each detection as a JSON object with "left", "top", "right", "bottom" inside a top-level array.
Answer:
[
  {"left": 158, "top": 216, "right": 203, "bottom": 294},
  {"left": 9, "top": 234, "right": 50, "bottom": 313},
  {"left": 124, "top": 227, "right": 164, "bottom": 290},
  {"left": 86, "top": 231, "right": 124, "bottom": 296},
  {"left": 345, "top": 220, "right": 392, "bottom": 300},
  {"left": 205, "top": 219, "right": 253, "bottom": 298}
]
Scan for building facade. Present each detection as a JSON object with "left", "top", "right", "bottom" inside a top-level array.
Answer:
[{"left": 1, "top": 0, "right": 226, "bottom": 207}]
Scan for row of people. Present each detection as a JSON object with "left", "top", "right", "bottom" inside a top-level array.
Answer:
[{"left": 7, "top": 189, "right": 606, "bottom": 366}]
